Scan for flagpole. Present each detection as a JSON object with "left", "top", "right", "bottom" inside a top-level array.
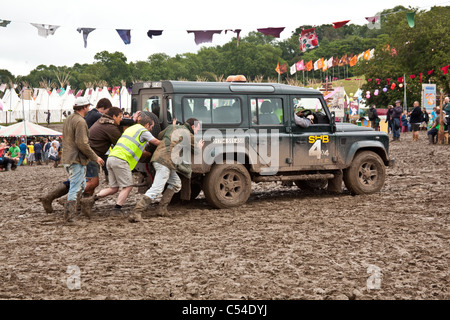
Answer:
[{"left": 403, "top": 73, "right": 407, "bottom": 112}]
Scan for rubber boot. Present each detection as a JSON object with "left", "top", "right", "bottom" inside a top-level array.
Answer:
[
  {"left": 156, "top": 188, "right": 175, "bottom": 217},
  {"left": 80, "top": 195, "right": 97, "bottom": 219},
  {"left": 128, "top": 196, "right": 153, "bottom": 223},
  {"left": 40, "top": 184, "right": 69, "bottom": 213},
  {"left": 428, "top": 134, "right": 434, "bottom": 144},
  {"left": 64, "top": 200, "right": 77, "bottom": 223}
]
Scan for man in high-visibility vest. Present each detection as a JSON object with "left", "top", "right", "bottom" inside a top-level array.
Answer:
[
  {"left": 85, "top": 113, "right": 160, "bottom": 212},
  {"left": 128, "top": 118, "right": 204, "bottom": 223}
]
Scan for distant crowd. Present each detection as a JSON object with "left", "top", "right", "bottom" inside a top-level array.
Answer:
[
  {"left": 367, "top": 96, "right": 450, "bottom": 144},
  {"left": 0, "top": 136, "right": 63, "bottom": 171}
]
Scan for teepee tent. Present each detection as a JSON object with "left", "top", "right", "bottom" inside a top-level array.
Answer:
[{"left": 0, "top": 121, "right": 62, "bottom": 137}]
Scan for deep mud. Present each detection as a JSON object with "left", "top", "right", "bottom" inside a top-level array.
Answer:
[{"left": 0, "top": 130, "right": 448, "bottom": 300}]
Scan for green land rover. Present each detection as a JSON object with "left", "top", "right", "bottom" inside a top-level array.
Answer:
[{"left": 131, "top": 79, "right": 394, "bottom": 209}]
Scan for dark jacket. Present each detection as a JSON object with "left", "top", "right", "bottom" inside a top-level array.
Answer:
[
  {"left": 89, "top": 114, "right": 122, "bottom": 157},
  {"left": 368, "top": 107, "right": 378, "bottom": 120},
  {"left": 409, "top": 106, "right": 423, "bottom": 124},
  {"left": 392, "top": 106, "right": 403, "bottom": 119},
  {"left": 84, "top": 108, "right": 102, "bottom": 128}
]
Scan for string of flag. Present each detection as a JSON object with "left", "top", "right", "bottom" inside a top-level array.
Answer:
[{"left": 0, "top": 3, "right": 446, "bottom": 48}]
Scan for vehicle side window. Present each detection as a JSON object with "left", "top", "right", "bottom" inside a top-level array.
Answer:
[
  {"left": 292, "top": 97, "right": 329, "bottom": 125},
  {"left": 251, "top": 98, "right": 283, "bottom": 125},
  {"left": 183, "top": 97, "right": 241, "bottom": 124}
]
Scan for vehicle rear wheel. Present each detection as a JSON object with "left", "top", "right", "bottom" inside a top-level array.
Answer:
[
  {"left": 343, "top": 151, "right": 386, "bottom": 195},
  {"left": 294, "top": 179, "right": 328, "bottom": 190},
  {"left": 203, "top": 162, "right": 252, "bottom": 209}
]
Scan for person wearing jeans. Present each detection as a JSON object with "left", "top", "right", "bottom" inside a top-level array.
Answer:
[
  {"left": 391, "top": 100, "right": 403, "bottom": 141},
  {"left": 62, "top": 97, "right": 104, "bottom": 223}
]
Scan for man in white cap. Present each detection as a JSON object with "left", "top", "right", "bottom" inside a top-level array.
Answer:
[{"left": 61, "top": 97, "right": 104, "bottom": 223}]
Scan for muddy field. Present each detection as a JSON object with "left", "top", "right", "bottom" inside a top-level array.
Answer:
[{"left": 0, "top": 130, "right": 448, "bottom": 301}]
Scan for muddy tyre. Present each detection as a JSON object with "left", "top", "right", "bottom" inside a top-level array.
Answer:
[
  {"left": 203, "top": 162, "right": 252, "bottom": 209},
  {"left": 343, "top": 151, "right": 386, "bottom": 195}
]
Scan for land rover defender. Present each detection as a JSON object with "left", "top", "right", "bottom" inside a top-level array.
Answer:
[{"left": 131, "top": 79, "right": 394, "bottom": 208}]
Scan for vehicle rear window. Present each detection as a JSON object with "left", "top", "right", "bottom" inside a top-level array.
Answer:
[{"left": 182, "top": 97, "right": 241, "bottom": 124}]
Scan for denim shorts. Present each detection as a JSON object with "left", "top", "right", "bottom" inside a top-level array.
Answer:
[{"left": 86, "top": 160, "right": 99, "bottom": 178}]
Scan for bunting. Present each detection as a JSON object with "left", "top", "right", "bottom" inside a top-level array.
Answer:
[
  {"left": 31, "top": 23, "right": 59, "bottom": 38},
  {"left": 116, "top": 29, "right": 131, "bottom": 44},
  {"left": 332, "top": 20, "right": 350, "bottom": 29},
  {"left": 299, "top": 28, "right": 319, "bottom": 52}
]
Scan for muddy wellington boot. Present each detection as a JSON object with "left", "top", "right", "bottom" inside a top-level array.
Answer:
[
  {"left": 80, "top": 195, "right": 98, "bottom": 218},
  {"left": 128, "top": 196, "right": 153, "bottom": 223},
  {"left": 156, "top": 188, "right": 175, "bottom": 217},
  {"left": 64, "top": 200, "right": 77, "bottom": 223},
  {"left": 40, "top": 184, "right": 69, "bottom": 213}
]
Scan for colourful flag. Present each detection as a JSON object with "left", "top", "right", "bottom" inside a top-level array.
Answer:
[
  {"left": 299, "top": 28, "right": 319, "bottom": 52},
  {"left": 275, "top": 62, "right": 280, "bottom": 75},
  {"left": 306, "top": 60, "right": 313, "bottom": 71},
  {"left": 441, "top": 65, "right": 449, "bottom": 75},
  {"left": 327, "top": 57, "right": 334, "bottom": 69},
  {"left": 332, "top": 20, "right": 350, "bottom": 29},
  {"left": 290, "top": 64, "right": 296, "bottom": 75},
  {"left": 363, "top": 49, "right": 371, "bottom": 60},
  {"left": 317, "top": 58, "right": 324, "bottom": 70},
  {"left": 349, "top": 55, "right": 358, "bottom": 67},
  {"left": 296, "top": 60, "right": 305, "bottom": 71},
  {"left": 279, "top": 63, "right": 287, "bottom": 74}
]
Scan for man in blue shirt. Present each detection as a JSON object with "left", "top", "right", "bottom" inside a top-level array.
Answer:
[{"left": 18, "top": 139, "right": 27, "bottom": 165}]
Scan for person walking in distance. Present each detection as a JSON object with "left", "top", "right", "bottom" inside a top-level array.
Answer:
[
  {"left": 409, "top": 101, "right": 423, "bottom": 142},
  {"left": 61, "top": 97, "right": 104, "bottom": 223},
  {"left": 391, "top": 100, "right": 403, "bottom": 141}
]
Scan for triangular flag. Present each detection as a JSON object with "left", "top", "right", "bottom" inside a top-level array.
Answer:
[
  {"left": 366, "top": 16, "right": 381, "bottom": 30},
  {"left": 406, "top": 12, "right": 415, "bottom": 28},
  {"left": 0, "top": 19, "right": 11, "bottom": 27},
  {"left": 428, "top": 70, "right": 433, "bottom": 75},
  {"left": 410, "top": 74, "right": 416, "bottom": 79},
  {"left": 441, "top": 65, "right": 449, "bottom": 75},
  {"left": 77, "top": 28, "right": 95, "bottom": 48},
  {"left": 116, "top": 29, "right": 131, "bottom": 44},
  {"left": 332, "top": 20, "right": 350, "bottom": 29}
]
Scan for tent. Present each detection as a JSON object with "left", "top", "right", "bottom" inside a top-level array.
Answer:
[{"left": 0, "top": 121, "right": 62, "bottom": 137}]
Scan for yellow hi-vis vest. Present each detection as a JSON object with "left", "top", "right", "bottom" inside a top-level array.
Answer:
[{"left": 109, "top": 124, "right": 148, "bottom": 170}]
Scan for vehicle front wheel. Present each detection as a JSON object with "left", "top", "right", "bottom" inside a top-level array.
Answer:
[
  {"left": 203, "top": 162, "right": 252, "bottom": 209},
  {"left": 343, "top": 151, "right": 386, "bottom": 195}
]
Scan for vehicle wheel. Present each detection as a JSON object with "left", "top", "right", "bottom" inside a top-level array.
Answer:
[
  {"left": 294, "top": 179, "right": 328, "bottom": 190},
  {"left": 203, "top": 162, "right": 252, "bottom": 209},
  {"left": 343, "top": 151, "right": 386, "bottom": 195}
]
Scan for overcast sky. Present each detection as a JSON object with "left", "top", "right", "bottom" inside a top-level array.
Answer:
[{"left": 0, "top": 0, "right": 447, "bottom": 77}]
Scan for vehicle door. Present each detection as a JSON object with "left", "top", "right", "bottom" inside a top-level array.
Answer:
[
  {"left": 249, "top": 96, "right": 291, "bottom": 174},
  {"left": 290, "top": 96, "right": 337, "bottom": 170}
]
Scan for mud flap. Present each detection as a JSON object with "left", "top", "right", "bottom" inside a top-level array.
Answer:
[
  {"left": 327, "top": 170, "right": 343, "bottom": 194},
  {"left": 179, "top": 175, "right": 191, "bottom": 201}
]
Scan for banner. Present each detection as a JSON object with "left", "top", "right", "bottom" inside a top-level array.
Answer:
[{"left": 422, "top": 84, "right": 436, "bottom": 111}]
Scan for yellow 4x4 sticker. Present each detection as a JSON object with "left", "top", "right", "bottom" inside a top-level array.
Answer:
[
  {"left": 308, "top": 135, "right": 329, "bottom": 143},
  {"left": 308, "top": 135, "right": 329, "bottom": 159}
]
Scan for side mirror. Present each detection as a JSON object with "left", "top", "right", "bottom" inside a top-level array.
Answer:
[{"left": 330, "top": 111, "right": 337, "bottom": 133}]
